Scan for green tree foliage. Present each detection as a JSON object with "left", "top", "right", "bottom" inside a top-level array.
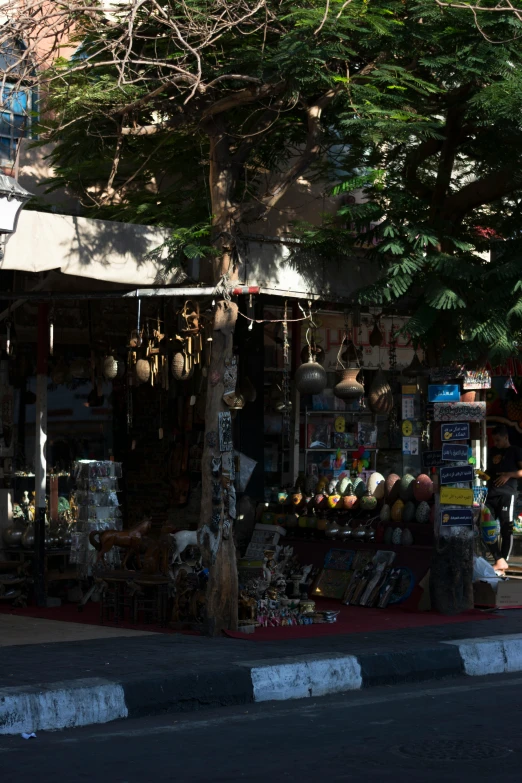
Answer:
[
  {"left": 295, "top": 1, "right": 522, "bottom": 364},
  {"left": 26, "top": 0, "right": 522, "bottom": 361},
  {"left": 32, "top": 0, "right": 433, "bottom": 279}
]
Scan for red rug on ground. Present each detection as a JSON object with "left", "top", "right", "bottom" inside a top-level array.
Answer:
[{"left": 223, "top": 600, "right": 497, "bottom": 641}]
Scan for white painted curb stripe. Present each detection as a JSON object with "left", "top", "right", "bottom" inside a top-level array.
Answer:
[
  {"left": 444, "top": 634, "right": 522, "bottom": 677},
  {"left": 0, "top": 678, "right": 128, "bottom": 735},
  {"left": 248, "top": 654, "right": 363, "bottom": 702}
]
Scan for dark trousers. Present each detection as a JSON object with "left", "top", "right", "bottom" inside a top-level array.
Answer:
[{"left": 487, "top": 490, "right": 515, "bottom": 562}]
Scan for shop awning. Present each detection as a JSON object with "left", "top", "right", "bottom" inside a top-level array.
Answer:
[{"left": 0, "top": 209, "right": 183, "bottom": 286}]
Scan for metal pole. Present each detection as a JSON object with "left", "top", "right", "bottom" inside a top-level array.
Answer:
[
  {"left": 0, "top": 285, "right": 261, "bottom": 303},
  {"left": 34, "top": 303, "right": 48, "bottom": 607}
]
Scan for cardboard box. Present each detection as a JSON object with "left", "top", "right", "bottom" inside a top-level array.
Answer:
[{"left": 474, "top": 574, "right": 522, "bottom": 608}]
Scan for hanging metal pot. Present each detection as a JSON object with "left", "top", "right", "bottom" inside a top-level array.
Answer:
[
  {"left": 368, "top": 368, "right": 393, "bottom": 414},
  {"left": 294, "top": 360, "right": 327, "bottom": 395},
  {"left": 333, "top": 364, "right": 364, "bottom": 400}
]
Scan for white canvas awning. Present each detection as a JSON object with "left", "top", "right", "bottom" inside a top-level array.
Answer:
[{"left": 0, "top": 209, "right": 183, "bottom": 286}]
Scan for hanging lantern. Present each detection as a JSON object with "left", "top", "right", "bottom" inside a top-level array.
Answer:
[
  {"left": 225, "top": 391, "right": 245, "bottom": 410},
  {"left": 135, "top": 358, "right": 151, "bottom": 384},
  {"left": 403, "top": 351, "right": 427, "bottom": 378},
  {"left": 341, "top": 340, "right": 360, "bottom": 364},
  {"left": 295, "top": 359, "right": 327, "bottom": 395},
  {"left": 369, "top": 318, "right": 384, "bottom": 348},
  {"left": 368, "top": 368, "right": 393, "bottom": 414},
  {"left": 171, "top": 351, "right": 193, "bottom": 381},
  {"left": 240, "top": 376, "right": 257, "bottom": 403},
  {"left": 333, "top": 364, "right": 364, "bottom": 400},
  {"left": 103, "top": 355, "right": 124, "bottom": 381}
]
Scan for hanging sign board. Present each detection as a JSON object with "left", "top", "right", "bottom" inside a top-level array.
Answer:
[
  {"left": 440, "top": 465, "right": 474, "bottom": 485},
  {"left": 440, "top": 487, "right": 474, "bottom": 506},
  {"left": 434, "top": 402, "right": 486, "bottom": 422},
  {"left": 441, "top": 423, "right": 470, "bottom": 442},
  {"left": 428, "top": 384, "right": 460, "bottom": 403},
  {"left": 402, "top": 385, "right": 417, "bottom": 395},
  {"left": 422, "top": 450, "right": 444, "bottom": 468},
  {"left": 440, "top": 507, "right": 474, "bottom": 527},
  {"left": 442, "top": 443, "right": 469, "bottom": 462},
  {"left": 462, "top": 370, "right": 491, "bottom": 390}
]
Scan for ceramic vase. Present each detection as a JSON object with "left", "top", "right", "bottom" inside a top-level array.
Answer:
[{"left": 333, "top": 366, "right": 364, "bottom": 400}]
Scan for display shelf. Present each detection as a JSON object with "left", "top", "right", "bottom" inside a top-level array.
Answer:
[
  {"left": 305, "top": 410, "right": 373, "bottom": 415},
  {"left": 305, "top": 447, "right": 378, "bottom": 452},
  {"left": 284, "top": 537, "right": 433, "bottom": 551}
]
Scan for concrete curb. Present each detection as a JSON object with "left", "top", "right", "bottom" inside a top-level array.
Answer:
[{"left": 2, "top": 633, "right": 522, "bottom": 735}]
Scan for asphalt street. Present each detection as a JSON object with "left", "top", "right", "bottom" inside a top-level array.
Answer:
[{"left": 1, "top": 673, "right": 521, "bottom": 782}]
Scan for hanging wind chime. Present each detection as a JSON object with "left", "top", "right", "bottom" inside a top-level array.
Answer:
[{"left": 282, "top": 301, "right": 291, "bottom": 447}]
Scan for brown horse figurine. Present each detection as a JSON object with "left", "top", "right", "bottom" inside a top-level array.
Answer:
[{"left": 89, "top": 518, "right": 152, "bottom": 569}]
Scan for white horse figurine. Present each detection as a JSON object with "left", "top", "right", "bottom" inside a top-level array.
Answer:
[{"left": 170, "top": 529, "right": 199, "bottom": 565}]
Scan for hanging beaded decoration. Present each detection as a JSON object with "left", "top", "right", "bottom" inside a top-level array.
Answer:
[
  {"left": 387, "top": 319, "right": 399, "bottom": 445},
  {"left": 282, "top": 301, "right": 291, "bottom": 448}
]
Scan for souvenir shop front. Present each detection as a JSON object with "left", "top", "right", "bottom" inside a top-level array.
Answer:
[
  {"left": 0, "top": 280, "right": 506, "bottom": 638},
  {"left": 231, "top": 302, "right": 504, "bottom": 639}
]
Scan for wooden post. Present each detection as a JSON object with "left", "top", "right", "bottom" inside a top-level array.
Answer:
[{"left": 34, "top": 303, "right": 48, "bottom": 607}]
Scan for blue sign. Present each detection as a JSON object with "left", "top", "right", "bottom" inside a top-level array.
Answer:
[
  {"left": 442, "top": 443, "right": 469, "bottom": 462},
  {"left": 440, "top": 465, "right": 474, "bottom": 485},
  {"left": 440, "top": 508, "right": 474, "bottom": 527},
  {"left": 428, "top": 384, "right": 460, "bottom": 403},
  {"left": 441, "top": 423, "right": 470, "bottom": 441},
  {"left": 422, "top": 450, "right": 444, "bottom": 468}
]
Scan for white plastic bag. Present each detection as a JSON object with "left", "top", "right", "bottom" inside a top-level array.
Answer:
[{"left": 473, "top": 556, "right": 500, "bottom": 586}]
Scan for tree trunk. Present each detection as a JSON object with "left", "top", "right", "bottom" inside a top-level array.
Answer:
[
  {"left": 199, "top": 327, "right": 239, "bottom": 635},
  {"left": 198, "top": 121, "right": 240, "bottom": 635}
]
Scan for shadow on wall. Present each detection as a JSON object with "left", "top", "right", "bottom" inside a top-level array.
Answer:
[{"left": 241, "top": 239, "right": 380, "bottom": 300}]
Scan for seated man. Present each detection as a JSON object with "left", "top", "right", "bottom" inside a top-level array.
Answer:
[{"left": 486, "top": 424, "right": 522, "bottom": 572}]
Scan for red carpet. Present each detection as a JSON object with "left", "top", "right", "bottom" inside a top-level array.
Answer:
[
  {"left": 224, "top": 600, "right": 497, "bottom": 641},
  {"left": 0, "top": 600, "right": 496, "bottom": 641}
]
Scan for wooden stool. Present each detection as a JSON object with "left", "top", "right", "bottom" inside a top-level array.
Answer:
[{"left": 133, "top": 578, "right": 170, "bottom": 626}]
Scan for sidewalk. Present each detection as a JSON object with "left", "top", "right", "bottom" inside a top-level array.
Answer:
[{"left": 1, "top": 608, "right": 522, "bottom": 734}]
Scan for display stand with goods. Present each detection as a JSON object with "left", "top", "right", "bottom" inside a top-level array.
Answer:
[{"left": 70, "top": 460, "right": 123, "bottom": 576}]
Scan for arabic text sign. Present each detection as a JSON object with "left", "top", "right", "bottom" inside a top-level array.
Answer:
[
  {"left": 440, "top": 507, "right": 474, "bottom": 527},
  {"left": 422, "top": 450, "right": 444, "bottom": 468},
  {"left": 428, "top": 384, "right": 460, "bottom": 403},
  {"left": 441, "top": 423, "right": 470, "bottom": 442},
  {"left": 440, "top": 487, "right": 474, "bottom": 506},
  {"left": 440, "top": 465, "right": 474, "bottom": 485},
  {"left": 433, "top": 402, "right": 486, "bottom": 422},
  {"left": 442, "top": 443, "right": 469, "bottom": 462}
]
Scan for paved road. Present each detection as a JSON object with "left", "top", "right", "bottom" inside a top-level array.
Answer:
[{"left": 1, "top": 674, "right": 521, "bottom": 782}]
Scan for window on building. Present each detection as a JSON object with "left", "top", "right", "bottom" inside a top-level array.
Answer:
[{"left": 0, "top": 85, "right": 37, "bottom": 164}]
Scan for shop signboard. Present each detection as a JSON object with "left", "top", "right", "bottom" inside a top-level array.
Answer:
[
  {"left": 440, "top": 465, "right": 474, "bottom": 484},
  {"left": 402, "top": 437, "right": 419, "bottom": 456},
  {"left": 441, "top": 443, "right": 469, "bottom": 462},
  {"left": 440, "top": 507, "right": 474, "bottom": 527},
  {"left": 439, "top": 487, "right": 474, "bottom": 506},
  {"left": 428, "top": 384, "right": 460, "bottom": 403},
  {"left": 433, "top": 402, "right": 486, "bottom": 422},
  {"left": 422, "top": 450, "right": 444, "bottom": 468},
  {"left": 441, "top": 423, "right": 470, "bottom": 442},
  {"left": 462, "top": 370, "right": 491, "bottom": 390}
]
